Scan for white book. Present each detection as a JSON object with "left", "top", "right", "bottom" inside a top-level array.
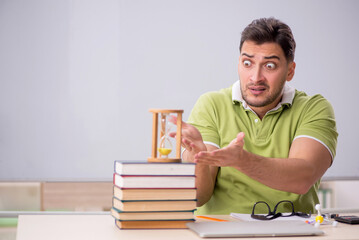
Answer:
[
  {"left": 114, "top": 161, "right": 195, "bottom": 176},
  {"left": 113, "top": 174, "right": 196, "bottom": 189}
]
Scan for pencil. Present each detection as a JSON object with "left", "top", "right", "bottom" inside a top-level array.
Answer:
[{"left": 196, "top": 216, "right": 228, "bottom": 222}]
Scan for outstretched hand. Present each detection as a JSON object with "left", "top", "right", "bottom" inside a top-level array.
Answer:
[
  {"left": 194, "top": 132, "right": 245, "bottom": 167},
  {"left": 169, "top": 116, "right": 207, "bottom": 161},
  {"left": 168, "top": 116, "right": 246, "bottom": 167}
]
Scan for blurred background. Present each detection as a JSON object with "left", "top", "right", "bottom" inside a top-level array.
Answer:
[{"left": 1, "top": 0, "right": 359, "bottom": 239}]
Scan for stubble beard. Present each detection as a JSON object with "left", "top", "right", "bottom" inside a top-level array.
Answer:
[{"left": 241, "top": 81, "right": 286, "bottom": 108}]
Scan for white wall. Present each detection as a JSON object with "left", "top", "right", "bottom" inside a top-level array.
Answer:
[
  {"left": 0, "top": 183, "right": 41, "bottom": 211},
  {"left": 332, "top": 181, "right": 359, "bottom": 209},
  {"left": 1, "top": 0, "right": 359, "bottom": 181}
]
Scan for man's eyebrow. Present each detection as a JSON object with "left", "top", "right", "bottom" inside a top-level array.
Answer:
[
  {"left": 241, "top": 53, "right": 253, "bottom": 58},
  {"left": 241, "top": 53, "right": 281, "bottom": 60},
  {"left": 264, "top": 55, "right": 280, "bottom": 60}
]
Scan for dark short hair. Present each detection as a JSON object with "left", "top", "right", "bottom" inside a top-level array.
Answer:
[{"left": 239, "top": 17, "right": 296, "bottom": 62}]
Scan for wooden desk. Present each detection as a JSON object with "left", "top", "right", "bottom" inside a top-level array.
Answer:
[{"left": 16, "top": 214, "right": 359, "bottom": 240}]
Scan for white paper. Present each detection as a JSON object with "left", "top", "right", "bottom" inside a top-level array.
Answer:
[{"left": 230, "top": 213, "right": 316, "bottom": 222}]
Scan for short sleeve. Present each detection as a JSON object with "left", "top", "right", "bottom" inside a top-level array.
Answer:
[
  {"left": 187, "top": 93, "right": 220, "bottom": 147},
  {"left": 294, "top": 95, "right": 338, "bottom": 159}
]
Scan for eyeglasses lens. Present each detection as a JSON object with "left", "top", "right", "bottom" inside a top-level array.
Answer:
[
  {"left": 253, "top": 202, "right": 270, "bottom": 216},
  {"left": 276, "top": 201, "right": 294, "bottom": 216}
]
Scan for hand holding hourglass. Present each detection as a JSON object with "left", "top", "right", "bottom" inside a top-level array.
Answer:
[{"left": 168, "top": 116, "right": 207, "bottom": 161}]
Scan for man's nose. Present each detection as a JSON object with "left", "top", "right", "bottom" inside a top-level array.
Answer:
[{"left": 250, "top": 66, "right": 264, "bottom": 83}]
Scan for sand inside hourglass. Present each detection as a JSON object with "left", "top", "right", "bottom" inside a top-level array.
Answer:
[
  {"left": 158, "top": 147, "right": 172, "bottom": 155},
  {"left": 158, "top": 113, "right": 174, "bottom": 157}
]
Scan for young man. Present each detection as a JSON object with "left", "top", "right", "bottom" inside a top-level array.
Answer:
[{"left": 176, "top": 18, "right": 338, "bottom": 215}]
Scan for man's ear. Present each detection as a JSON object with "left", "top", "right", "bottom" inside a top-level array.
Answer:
[{"left": 286, "top": 61, "right": 296, "bottom": 82}]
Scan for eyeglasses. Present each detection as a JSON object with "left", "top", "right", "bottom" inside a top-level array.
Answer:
[{"left": 251, "top": 200, "right": 311, "bottom": 220}]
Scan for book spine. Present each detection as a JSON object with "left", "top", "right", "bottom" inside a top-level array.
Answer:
[
  {"left": 113, "top": 186, "right": 197, "bottom": 201},
  {"left": 111, "top": 207, "right": 195, "bottom": 213},
  {"left": 113, "top": 197, "right": 197, "bottom": 212},
  {"left": 112, "top": 160, "right": 197, "bottom": 229},
  {"left": 113, "top": 173, "right": 196, "bottom": 188},
  {"left": 113, "top": 161, "right": 196, "bottom": 176},
  {"left": 111, "top": 207, "right": 195, "bottom": 221},
  {"left": 115, "top": 219, "right": 194, "bottom": 229}
]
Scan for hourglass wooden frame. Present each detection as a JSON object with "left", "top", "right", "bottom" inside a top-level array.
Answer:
[{"left": 148, "top": 109, "right": 183, "bottom": 163}]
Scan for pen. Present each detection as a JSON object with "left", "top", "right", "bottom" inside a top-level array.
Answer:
[{"left": 196, "top": 216, "right": 228, "bottom": 222}]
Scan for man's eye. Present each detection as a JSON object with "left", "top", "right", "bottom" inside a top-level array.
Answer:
[
  {"left": 243, "top": 60, "right": 252, "bottom": 67},
  {"left": 266, "top": 62, "right": 276, "bottom": 69}
]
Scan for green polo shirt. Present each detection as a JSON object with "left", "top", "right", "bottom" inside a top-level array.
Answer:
[{"left": 188, "top": 81, "right": 338, "bottom": 215}]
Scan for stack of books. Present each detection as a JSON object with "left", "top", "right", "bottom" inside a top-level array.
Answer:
[{"left": 111, "top": 161, "right": 197, "bottom": 229}]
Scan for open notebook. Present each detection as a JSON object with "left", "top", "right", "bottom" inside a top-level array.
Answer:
[{"left": 187, "top": 220, "right": 324, "bottom": 238}]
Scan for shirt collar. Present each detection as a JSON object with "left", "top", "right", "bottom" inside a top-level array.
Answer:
[{"left": 232, "top": 80, "right": 296, "bottom": 112}]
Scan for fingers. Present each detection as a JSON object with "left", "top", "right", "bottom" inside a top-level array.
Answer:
[
  {"left": 182, "top": 138, "right": 193, "bottom": 152},
  {"left": 182, "top": 138, "right": 201, "bottom": 152},
  {"left": 169, "top": 116, "right": 202, "bottom": 142},
  {"left": 169, "top": 115, "right": 189, "bottom": 129},
  {"left": 236, "top": 132, "right": 245, "bottom": 146},
  {"left": 229, "top": 132, "right": 245, "bottom": 146},
  {"left": 168, "top": 115, "right": 177, "bottom": 124},
  {"left": 181, "top": 137, "right": 207, "bottom": 155},
  {"left": 194, "top": 132, "right": 245, "bottom": 167}
]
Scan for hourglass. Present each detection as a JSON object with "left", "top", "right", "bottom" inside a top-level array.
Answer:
[
  {"left": 148, "top": 109, "right": 183, "bottom": 163},
  {"left": 158, "top": 113, "right": 173, "bottom": 158}
]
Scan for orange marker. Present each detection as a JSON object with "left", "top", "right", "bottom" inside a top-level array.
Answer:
[{"left": 196, "top": 216, "right": 228, "bottom": 222}]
